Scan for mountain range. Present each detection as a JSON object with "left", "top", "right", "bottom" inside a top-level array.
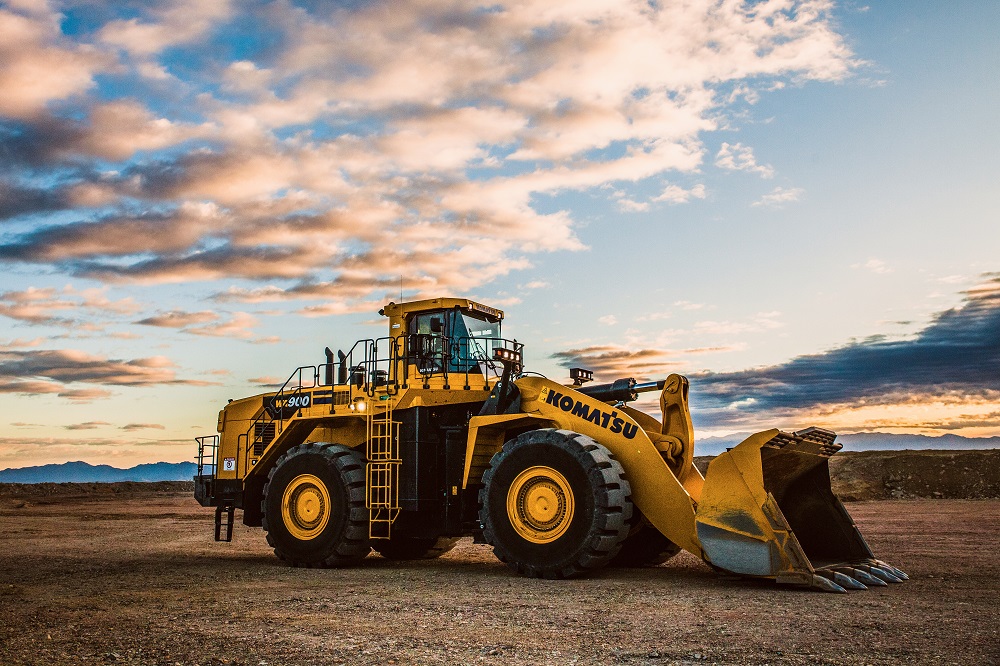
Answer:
[
  {"left": 0, "top": 461, "right": 198, "bottom": 484},
  {"left": 1, "top": 433, "right": 997, "bottom": 482},
  {"left": 696, "top": 432, "right": 1000, "bottom": 456}
]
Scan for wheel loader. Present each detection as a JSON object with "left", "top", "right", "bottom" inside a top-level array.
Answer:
[{"left": 194, "top": 297, "right": 906, "bottom": 592}]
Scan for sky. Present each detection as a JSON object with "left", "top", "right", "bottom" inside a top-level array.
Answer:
[{"left": 1, "top": 0, "right": 998, "bottom": 468}]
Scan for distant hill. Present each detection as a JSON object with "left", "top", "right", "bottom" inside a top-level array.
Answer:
[
  {"left": 3, "top": 431, "right": 998, "bottom": 481},
  {"left": 695, "top": 432, "right": 1000, "bottom": 456},
  {"left": 0, "top": 461, "right": 198, "bottom": 484}
]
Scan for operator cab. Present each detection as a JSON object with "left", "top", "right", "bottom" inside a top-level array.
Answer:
[
  {"left": 408, "top": 307, "right": 502, "bottom": 374},
  {"left": 310, "top": 298, "right": 519, "bottom": 393},
  {"left": 379, "top": 298, "right": 514, "bottom": 386}
]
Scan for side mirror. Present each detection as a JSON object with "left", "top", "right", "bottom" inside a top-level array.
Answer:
[{"left": 430, "top": 317, "right": 443, "bottom": 333}]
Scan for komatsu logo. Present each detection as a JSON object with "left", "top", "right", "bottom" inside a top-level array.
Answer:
[{"left": 540, "top": 387, "right": 639, "bottom": 439}]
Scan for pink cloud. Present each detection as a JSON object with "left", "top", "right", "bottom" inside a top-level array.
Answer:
[
  {"left": 0, "top": 348, "right": 216, "bottom": 390},
  {"left": 136, "top": 310, "right": 220, "bottom": 328},
  {"left": 0, "top": 3, "right": 111, "bottom": 119},
  {"left": 64, "top": 421, "right": 111, "bottom": 431},
  {"left": 98, "top": 0, "right": 232, "bottom": 57},
  {"left": 0, "top": 0, "right": 857, "bottom": 310},
  {"left": 120, "top": 423, "right": 166, "bottom": 431}
]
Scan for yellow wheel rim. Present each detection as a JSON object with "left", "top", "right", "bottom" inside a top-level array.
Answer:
[
  {"left": 281, "top": 474, "right": 331, "bottom": 540},
  {"left": 507, "top": 466, "right": 575, "bottom": 544}
]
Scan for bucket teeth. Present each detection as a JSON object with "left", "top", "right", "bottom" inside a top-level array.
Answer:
[
  {"left": 872, "top": 567, "right": 903, "bottom": 583},
  {"left": 811, "top": 574, "right": 847, "bottom": 593},
  {"left": 836, "top": 566, "right": 886, "bottom": 587},
  {"left": 857, "top": 564, "right": 903, "bottom": 583},
  {"left": 875, "top": 560, "right": 909, "bottom": 580},
  {"left": 817, "top": 569, "right": 867, "bottom": 591}
]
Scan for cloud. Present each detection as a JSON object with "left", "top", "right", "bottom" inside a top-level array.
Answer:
[
  {"left": 0, "top": 378, "right": 106, "bottom": 401},
  {"left": 136, "top": 310, "right": 220, "bottom": 328},
  {"left": 57, "top": 387, "right": 115, "bottom": 402},
  {"left": 616, "top": 197, "right": 649, "bottom": 213},
  {"left": 0, "top": 349, "right": 177, "bottom": 384},
  {"left": 690, "top": 274, "right": 1000, "bottom": 428},
  {"left": 852, "top": 258, "right": 893, "bottom": 274},
  {"left": 0, "top": 0, "right": 857, "bottom": 306},
  {"left": 689, "top": 312, "right": 784, "bottom": 336},
  {"left": 185, "top": 312, "right": 258, "bottom": 339},
  {"left": 248, "top": 375, "right": 284, "bottom": 388},
  {"left": 653, "top": 183, "right": 707, "bottom": 204},
  {"left": 0, "top": 286, "right": 140, "bottom": 327},
  {"left": 0, "top": 287, "right": 77, "bottom": 326},
  {"left": 0, "top": 435, "right": 194, "bottom": 467},
  {"left": 0, "top": 180, "right": 72, "bottom": 221},
  {"left": 835, "top": 408, "right": 1000, "bottom": 433},
  {"left": 97, "top": 0, "right": 233, "bottom": 57},
  {"left": 64, "top": 421, "right": 111, "bottom": 431},
  {"left": 551, "top": 345, "right": 680, "bottom": 381},
  {"left": 0, "top": 203, "right": 224, "bottom": 263},
  {"left": 1, "top": 338, "right": 44, "bottom": 349},
  {"left": 76, "top": 245, "right": 329, "bottom": 284},
  {"left": 715, "top": 142, "right": 774, "bottom": 178},
  {"left": 674, "top": 300, "right": 706, "bottom": 311},
  {"left": 214, "top": 275, "right": 399, "bottom": 305},
  {"left": 0, "top": 107, "right": 211, "bottom": 180},
  {"left": 0, "top": 349, "right": 215, "bottom": 399},
  {"left": 752, "top": 186, "right": 804, "bottom": 207},
  {"left": 135, "top": 309, "right": 268, "bottom": 341},
  {"left": 0, "top": 2, "right": 111, "bottom": 119},
  {"left": 70, "top": 100, "right": 215, "bottom": 161},
  {"left": 121, "top": 423, "right": 166, "bottom": 431}
]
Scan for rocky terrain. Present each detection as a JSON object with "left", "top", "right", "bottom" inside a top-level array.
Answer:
[{"left": 0, "top": 450, "right": 997, "bottom": 665}]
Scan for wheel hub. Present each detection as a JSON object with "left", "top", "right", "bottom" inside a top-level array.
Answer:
[
  {"left": 282, "top": 473, "right": 331, "bottom": 540},
  {"left": 507, "top": 466, "right": 575, "bottom": 543}
]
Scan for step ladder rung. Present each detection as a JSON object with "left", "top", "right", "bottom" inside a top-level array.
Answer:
[
  {"left": 214, "top": 502, "right": 235, "bottom": 542},
  {"left": 366, "top": 396, "right": 400, "bottom": 539}
]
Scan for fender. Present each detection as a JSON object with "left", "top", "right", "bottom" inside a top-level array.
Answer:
[{"left": 471, "top": 375, "right": 703, "bottom": 558}]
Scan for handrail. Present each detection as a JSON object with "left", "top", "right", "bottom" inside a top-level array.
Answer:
[
  {"left": 237, "top": 333, "right": 524, "bottom": 473},
  {"left": 195, "top": 435, "right": 218, "bottom": 478}
]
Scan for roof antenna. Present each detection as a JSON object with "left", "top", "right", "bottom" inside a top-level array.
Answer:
[{"left": 399, "top": 275, "right": 403, "bottom": 302}]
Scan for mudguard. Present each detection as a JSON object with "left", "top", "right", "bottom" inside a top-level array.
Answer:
[{"left": 470, "top": 376, "right": 704, "bottom": 557}]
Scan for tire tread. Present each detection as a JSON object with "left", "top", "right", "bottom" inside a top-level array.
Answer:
[
  {"left": 261, "top": 442, "right": 371, "bottom": 568},
  {"left": 479, "top": 428, "right": 633, "bottom": 579}
]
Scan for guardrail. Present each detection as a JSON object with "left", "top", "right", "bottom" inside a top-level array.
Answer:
[{"left": 236, "top": 334, "right": 524, "bottom": 475}]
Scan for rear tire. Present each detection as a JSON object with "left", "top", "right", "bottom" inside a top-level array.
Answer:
[
  {"left": 373, "top": 536, "right": 460, "bottom": 560},
  {"left": 262, "top": 442, "right": 370, "bottom": 567},
  {"left": 479, "top": 429, "right": 632, "bottom": 579}
]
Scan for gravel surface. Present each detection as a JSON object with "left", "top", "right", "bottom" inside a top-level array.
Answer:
[{"left": 0, "top": 491, "right": 997, "bottom": 666}]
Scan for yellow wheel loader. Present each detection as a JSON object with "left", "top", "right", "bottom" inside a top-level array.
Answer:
[{"left": 194, "top": 297, "right": 906, "bottom": 592}]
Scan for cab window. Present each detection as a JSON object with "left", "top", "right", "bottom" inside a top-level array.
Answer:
[{"left": 408, "top": 311, "right": 447, "bottom": 373}]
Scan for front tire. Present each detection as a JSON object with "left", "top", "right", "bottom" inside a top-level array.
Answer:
[
  {"left": 479, "top": 429, "right": 633, "bottom": 579},
  {"left": 262, "top": 442, "right": 370, "bottom": 567}
]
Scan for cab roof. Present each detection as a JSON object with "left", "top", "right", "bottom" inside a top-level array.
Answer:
[{"left": 379, "top": 298, "right": 503, "bottom": 322}]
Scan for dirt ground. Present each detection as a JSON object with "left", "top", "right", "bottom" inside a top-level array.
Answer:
[{"left": 0, "top": 488, "right": 997, "bottom": 666}]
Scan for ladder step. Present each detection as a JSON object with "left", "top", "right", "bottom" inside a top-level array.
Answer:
[
  {"left": 214, "top": 503, "right": 235, "bottom": 542},
  {"left": 366, "top": 401, "right": 399, "bottom": 538},
  {"left": 368, "top": 508, "right": 399, "bottom": 539}
]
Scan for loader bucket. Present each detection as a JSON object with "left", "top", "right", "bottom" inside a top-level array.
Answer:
[{"left": 694, "top": 427, "right": 906, "bottom": 592}]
